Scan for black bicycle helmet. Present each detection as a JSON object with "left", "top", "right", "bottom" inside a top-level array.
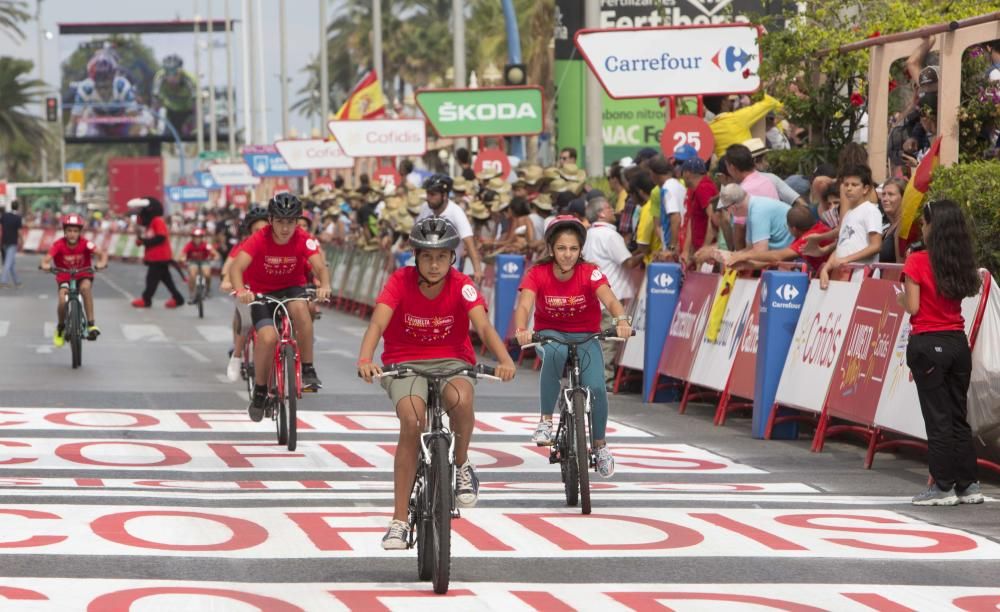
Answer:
[
  {"left": 422, "top": 173, "right": 454, "bottom": 194},
  {"left": 268, "top": 192, "right": 303, "bottom": 219},
  {"left": 544, "top": 214, "right": 587, "bottom": 247},
  {"left": 163, "top": 54, "right": 183, "bottom": 72},
  {"left": 409, "top": 217, "right": 461, "bottom": 251},
  {"left": 242, "top": 206, "right": 269, "bottom": 233}
]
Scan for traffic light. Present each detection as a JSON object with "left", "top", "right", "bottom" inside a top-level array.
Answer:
[
  {"left": 45, "top": 97, "right": 58, "bottom": 122},
  {"left": 504, "top": 63, "right": 527, "bottom": 86}
]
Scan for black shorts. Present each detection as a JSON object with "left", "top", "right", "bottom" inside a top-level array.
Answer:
[{"left": 250, "top": 286, "right": 309, "bottom": 330}]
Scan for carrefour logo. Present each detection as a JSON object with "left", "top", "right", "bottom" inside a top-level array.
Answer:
[
  {"left": 502, "top": 262, "right": 519, "bottom": 274},
  {"left": 776, "top": 283, "right": 800, "bottom": 301},
  {"left": 439, "top": 102, "right": 538, "bottom": 123},
  {"left": 711, "top": 46, "right": 753, "bottom": 73},
  {"left": 650, "top": 271, "right": 676, "bottom": 294}
]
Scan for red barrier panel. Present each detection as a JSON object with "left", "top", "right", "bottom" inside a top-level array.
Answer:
[{"left": 715, "top": 282, "right": 763, "bottom": 425}]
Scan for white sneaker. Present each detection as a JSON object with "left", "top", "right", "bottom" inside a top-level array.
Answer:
[
  {"left": 596, "top": 445, "right": 615, "bottom": 478},
  {"left": 381, "top": 519, "right": 409, "bottom": 550},
  {"left": 226, "top": 356, "right": 242, "bottom": 382},
  {"left": 531, "top": 420, "right": 554, "bottom": 446}
]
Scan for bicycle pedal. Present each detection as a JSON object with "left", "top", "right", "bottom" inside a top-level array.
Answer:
[{"left": 548, "top": 450, "right": 562, "bottom": 464}]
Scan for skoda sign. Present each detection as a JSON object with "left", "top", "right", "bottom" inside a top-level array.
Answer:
[
  {"left": 574, "top": 23, "right": 761, "bottom": 98},
  {"left": 416, "top": 86, "right": 544, "bottom": 138}
]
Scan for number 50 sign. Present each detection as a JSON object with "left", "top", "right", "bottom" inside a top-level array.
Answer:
[{"left": 660, "top": 115, "right": 714, "bottom": 161}]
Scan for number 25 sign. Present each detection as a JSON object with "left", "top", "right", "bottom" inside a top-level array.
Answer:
[{"left": 660, "top": 114, "right": 714, "bottom": 161}]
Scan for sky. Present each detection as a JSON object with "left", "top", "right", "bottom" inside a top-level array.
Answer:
[{"left": 0, "top": 0, "right": 336, "bottom": 146}]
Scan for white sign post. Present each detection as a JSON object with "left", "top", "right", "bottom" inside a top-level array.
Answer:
[
  {"left": 275, "top": 139, "right": 354, "bottom": 170},
  {"left": 574, "top": 24, "right": 761, "bottom": 98},
  {"left": 326, "top": 119, "right": 427, "bottom": 157},
  {"left": 209, "top": 163, "right": 261, "bottom": 186}
]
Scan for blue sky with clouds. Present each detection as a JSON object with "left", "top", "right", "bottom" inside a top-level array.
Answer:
[{"left": 0, "top": 0, "right": 334, "bottom": 143}]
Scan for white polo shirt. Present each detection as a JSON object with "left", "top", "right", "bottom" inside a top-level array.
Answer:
[
  {"left": 416, "top": 200, "right": 474, "bottom": 260},
  {"left": 583, "top": 221, "right": 636, "bottom": 304}
]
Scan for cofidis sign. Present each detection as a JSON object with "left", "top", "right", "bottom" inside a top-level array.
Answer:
[
  {"left": 574, "top": 23, "right": 761, "bottom": 99},
  {"left": 416, "top": 87, "right": 544, "bottom": 138}
]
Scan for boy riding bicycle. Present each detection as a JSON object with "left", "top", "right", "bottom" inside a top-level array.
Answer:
[
  {"left": 231, "top": 194, "right": 332, "bottom": 420},
  {"left": 179, "top": 228, "right": 218, "bottom": 302},
  {"left": 40, "top": 214, "right": 109, "bottom": 345},
  {"left": 356, "top": 217, "right": 516, "bottom": 550}
]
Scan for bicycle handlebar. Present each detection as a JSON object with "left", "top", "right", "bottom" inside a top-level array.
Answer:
[
  {"left": 246, "top": 294, "right": 312, "bottom": 307},
  {"left": 520, "top": 328, "right": 636, "bottom": 350},
  {"left": 44, "top": 266, "right": 97, "bottom": 275},
  {"left": 373, "top": 363, "right": 501, "bottom": 382}
]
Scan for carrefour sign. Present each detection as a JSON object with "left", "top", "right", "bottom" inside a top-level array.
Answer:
[
  {"left": 574, "top": 23, "right": 761, "bottom": 98},
  {"left": 416, "top": 87, "right": 544, "bottom": 138}
]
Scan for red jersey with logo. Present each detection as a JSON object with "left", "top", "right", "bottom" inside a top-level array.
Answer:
[
  {"left": 49, "top": 237, "right": 96, "bottom": 283},
  {"left": 520, "top": 261, "right": 609, "bottom": 333},
  {"left": 183, "top": 240, "right": 216, "bottom": 262},
  {"left": 788, "top": 222, "right": 834, "bottom": 272},
  {"left": 239, "top": 226, "right": 320, "bottom": 294},
  {"left": 377, "top": 267, "right": 486, "bottom": 365},
  {"left": 141, "top": 217, "right": 172, "bottom": 262},
  {"left": 903, "top": 249, "right": 966, "bottom": 334}
]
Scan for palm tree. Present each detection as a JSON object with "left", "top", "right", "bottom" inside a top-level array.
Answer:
[
  {"left": 0, "top": 57, "right": 48, "bottom": 178},
  {"left": 0, "top": 0, "right": 29, "bottom": 41}
]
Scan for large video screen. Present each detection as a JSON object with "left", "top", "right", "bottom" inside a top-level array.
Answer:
[{"left": 59, "top": 21, "right": 227, "bottom": 143}]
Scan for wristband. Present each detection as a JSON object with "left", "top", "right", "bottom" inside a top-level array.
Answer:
[
  {"left": 357, "top": 357, "right": 372, "bottom": 367},
  {"left": 514, "top": 328, "right": 527, "bottom": 335}
]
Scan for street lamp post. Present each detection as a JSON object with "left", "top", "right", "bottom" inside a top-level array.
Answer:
[
  {"left": 207, "top": 0, "right": 218, "bottom": 153},
  {"left": 36, "top": 0, "right": 48, "bottom": 181}
]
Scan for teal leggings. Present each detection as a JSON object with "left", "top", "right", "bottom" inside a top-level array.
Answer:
[{"left": 538, "top": 330, "right": 609, "bottom": 440}]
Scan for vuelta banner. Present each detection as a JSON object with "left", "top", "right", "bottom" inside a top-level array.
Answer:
[
  {"left": 773, "top": 279, "right": 861, "bottom": 414},
  {"left": 687, "top": 277, "right": 759, "bottom": 392},
  {"left": 727, "top": 281, "right": 763, "bottom": 401},
  {"left": 657, "top": 272, "right": 720, "bottom": 381},
  {"left": 874, "top": 274, "right": 987, "bottom": 439},
  {"left": 825, "top": 279, "right": 906, "bottom": 427}
]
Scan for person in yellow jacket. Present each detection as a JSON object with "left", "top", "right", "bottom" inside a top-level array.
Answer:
[{"left": 709, "top": 93, "right": 783, "bottom": 158}]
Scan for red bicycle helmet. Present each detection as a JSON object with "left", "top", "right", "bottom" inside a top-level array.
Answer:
[
  {"left": 62, "top": 213, "right": 84, "bottom": 228},
  {"left": 543, "top": 214, "right": 587, "bottom": 247},
  {"left": 192, "top": 228, "right": 206, "bottom": 237}
]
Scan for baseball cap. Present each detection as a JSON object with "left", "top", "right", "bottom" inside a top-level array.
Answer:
[
  {"left": 635, "top": 147, "right": 659, "bottom": 163},
  {"left": 567, "top": 198, "right": 587, "bottom": 217},
  {"left": 672, "top": 144, "right": 699, "bottom": 162},
  {"left": 680, "top": 158, "right": 707, "bottom": 174},
  {"left": 585, "top": 189, "right": 607, "bottom": 202},
  {"left": 918, "top": 65, "right": 939, "bottom": 88}
]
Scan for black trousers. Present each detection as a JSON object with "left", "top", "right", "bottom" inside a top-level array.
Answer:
[
  {"left": 906, "top": 331, "right": 978, "bottom": 491},
  {"left": 141, "top": 261, "right": 184, "bottom": 305}
]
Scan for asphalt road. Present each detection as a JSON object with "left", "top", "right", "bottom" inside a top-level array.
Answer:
[{"left": 0, "top": 258, "right": 998, "bottom": 611}]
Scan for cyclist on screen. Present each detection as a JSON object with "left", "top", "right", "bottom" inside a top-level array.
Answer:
[
  {"left": 179, "top": 228, "right": 218, "bottom": 303},
  {"left": 151, "top": 54, "right": 197, "bottom": 137},
  {"left": 40, "top": 214, "right": 109, "bottom": 346},
  {"left": 68, "top": 50, "right": 140, "bottom": 138},
  {"left": 512, "top": 215, "right": 633, "bottom": 478},
  {"left": 220, "top": 207, "right": 270, "bottom": 382},
  {"left": 230, "top": 194, "right": 332, "bottom": 419},
  {"left": 356, "top": 217, "right": 516, "bottom": 550}
]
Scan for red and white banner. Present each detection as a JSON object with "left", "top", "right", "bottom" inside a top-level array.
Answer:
[
  {"left": 274, "top": 139, "right": 354, "bottom": 170},
  {"left": 657, "top": 272, "right": 720, "bottom": 381},
  {"left": 774, "top": 279, "right": 861, "bottom": 413},
  {"left": 727, "top": 282, "right": 763, "bottom": 401},
  {"left": 687, "top": 277, "right": 759, "bottom": 392}
]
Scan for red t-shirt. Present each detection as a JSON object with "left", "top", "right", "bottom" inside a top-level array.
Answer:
[
  {"left": 49, "top": 237, "right": 95, "bottom": 283},
  {"left": 377, "top": 267, "right": 486, "bottom": 365},
  {"left": 141, "top": 217, "right": 172, "bottom": 262},
  {"left": 903, "top": 250, "right": 965, "bottom": 334},
  {"left": 788, "top": 222, "right": 834, "bottom": 272},
  {"left": 239, "top": 226, "right": 320, "bottom": 294},
  {"left": 684, "top": 175, "right": 718, "bottom": 252},
  {"left": 183, "top": 240, "right": 216, "bottom": 262},
  {"left": 520, "top": 262, "right": 609, "bottom": 333}
]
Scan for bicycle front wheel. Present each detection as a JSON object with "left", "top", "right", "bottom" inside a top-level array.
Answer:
[
  {"left": 573, "top": 389, "right": 591, "bottom": 515},
  {"left": 197, "top": 287, "right": 204, "bottom": 319},
  {"left": 68, "top": 299, "right": 82, "bottom": 369},
  {"left": 244, "top": 334, "right": 255, "bottom": 402},
  {"left": 429, "top": 436, "right": 452, "bottom": 594},
  {"left": 284, "top": 345, "right": 297, "bottom": 451},
  {"left": 560, "top": 399, "right": 579, "bottom": 508}
]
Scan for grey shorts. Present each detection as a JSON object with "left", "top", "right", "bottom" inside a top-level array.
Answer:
[
  {"left": 380, "top": 358, "right": 476, "bottom": 409},
  {"left": 235, "top": 301, "right": 253, "bottom": 335}
]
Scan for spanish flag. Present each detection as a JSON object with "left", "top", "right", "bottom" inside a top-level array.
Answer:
[
  {"left": 898, "top": 136, "right": 942, "bottom": 248},
  {"left": 334, "top": 70, "right": 386, "bottom": 120}
]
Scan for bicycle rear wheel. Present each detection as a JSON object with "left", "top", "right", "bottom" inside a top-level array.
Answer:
[
  {"left": 429, "top": 436, "right": 452, "bottom": 594},
  {"left": 68, "top": 299, "right": 82, "bottom": 369},
  {"left": 415, "top": 470, "right": 432, "bottom": 581},
  {"left": 284, "top": 345, "right": 297, "bottom": 451},
  {"left": 573, "top": 389, "right": 591, "bottom": 515}
]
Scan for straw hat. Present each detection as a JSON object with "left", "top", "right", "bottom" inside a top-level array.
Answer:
[
  {"left": 452, "top": 176, "right": 471, "bottom": 193},
  {"left": 492, "top": 193, "right": 512, "bottom": 213},
  {"left": 742, "top": 137, "right": 768, "bottom": 158},
  {"left": 548, "top": 178, "right": 570, "bottom": 193},
  {"left": 543, "top": 166, "right": 561, "bottom": 180},
  {"left": 468, "top": 200, "right": 492, "bottom": 220},
  {"left": 383, "top": 195, "right": 403, "bottom": 212},
  {"left": 532, "top": 193, "right": 553, "bottom": 211},
  {"left": 517, "top": 164, "right": 544, "bottom": 186},
  {"left": 476, "top": 164, "right": 501, "bottom": 181},
  {"left": 394, "top": 208, "right": 414, "bottom": 234},
  {"left": 559, "top": 162, "right": 587, "bottom": 183},
  {"left": 486, "top": 176, "right": 511, "bottom": 194}
]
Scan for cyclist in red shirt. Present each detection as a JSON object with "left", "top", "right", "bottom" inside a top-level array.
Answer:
[
  {"left": 40, "top": 214, "right": 109, "bottom": 346},
  {"left": 512, "top": 216, "right": 633, "bottom": 478},
  {"left": 221, "top": 207, "right": 269, "bottom": 381},
  {"left": 356, "top": 217, "right": 516, "bottom": 550},
  {"left": 179, "top": 228, "right": 219, "bottom": 302},
  {"left": 231, "top": 194, "right": 332, "bottom": 420}
]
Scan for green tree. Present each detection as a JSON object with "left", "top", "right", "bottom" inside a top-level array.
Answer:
[
  {"left": 0, "top": 0, "right": 29, "bottom": 41},
  {"left": 758, "top": 0, "right": 1000, "bottom": 153},
  {"left": 0, "top": 57, "right": 48, "bottom": 178}
]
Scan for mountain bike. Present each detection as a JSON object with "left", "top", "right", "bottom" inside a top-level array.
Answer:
[
  {"left": 47, "top": 266, "right": 96, "bottom": 369},
  {"left": 249, "top": 293, "right": 309, "bottom": 451},
  {"left": 521, "top": 329, "right": 630, "bottom": 515},
  {"left": 375, "top": 363, "right": 500, "bottom": 595},
  {"left": 192, "top": 269, "right": 207, "bottom": 319}
]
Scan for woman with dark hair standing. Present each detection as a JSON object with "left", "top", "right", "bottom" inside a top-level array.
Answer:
[{"left": 898, "top": 199, "right": 984, "bottom": 506}]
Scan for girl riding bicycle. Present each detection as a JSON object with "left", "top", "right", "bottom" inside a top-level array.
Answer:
[
  {"left": 512, "top": 215, "right": 633, "bottom": 478},
  {"left": 41, "top": 214, "right": 109, "bottom": 346},
  {"left": 179, "top": 228, "right": 218, "bottom": 303},
  {"left": 356, "top": 217, "right": 516, "bottom": 550}
]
